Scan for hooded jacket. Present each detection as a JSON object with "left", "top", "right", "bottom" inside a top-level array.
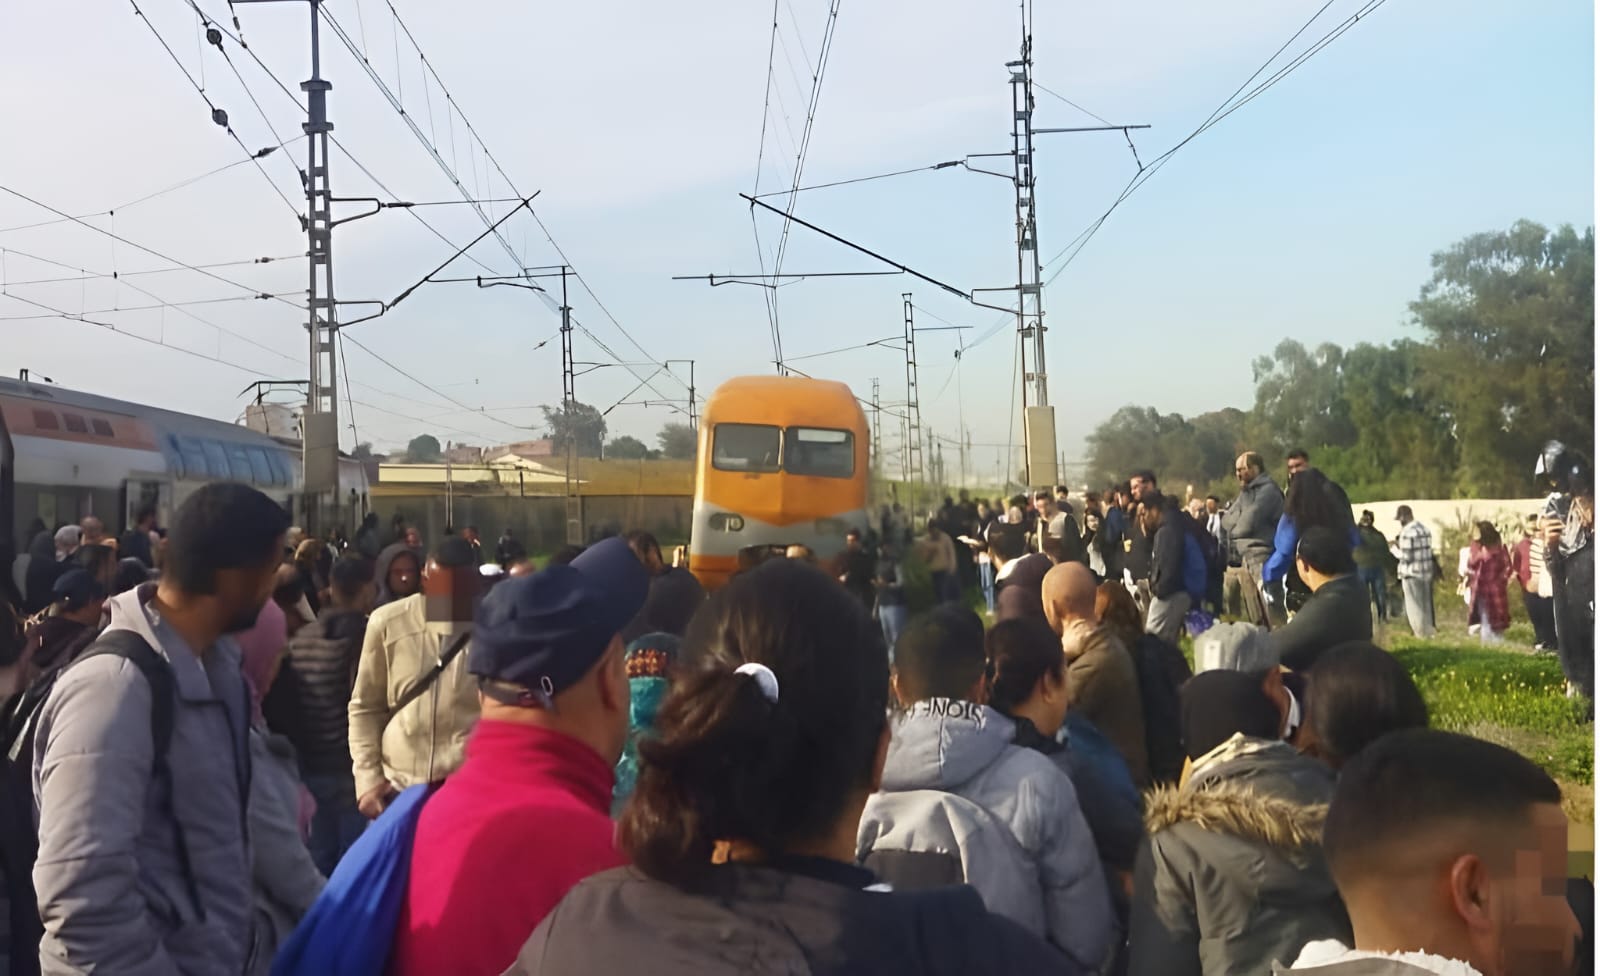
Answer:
[
  {"left": 373, "top": 542, "right": 422, "bottom": 606},
  {"left": 285, "top": 608, "right": 368, "bottom": 777},
  {"left": 508, "top": 859, "right": 1070, "bottom": 976},
  {"left": 857, "top": 699, "right": 1114, "bottom": 971},
  {"left": 31, "top": 585, "right": 253, "bottom": 976},
  {"left": 1274, "top": 940, "right": 1483, "bottom": 976},
  {"left": 1223, "top": 473, "right": 1286, "bottom": 562},
  {"left": 1128, "top": 735, "right": 1349, "bottom": 976},
  {"left": 1060, "top": 620, "right": 1149, "bottom": 786}
]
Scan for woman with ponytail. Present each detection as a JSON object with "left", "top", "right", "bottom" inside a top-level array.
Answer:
[{"left": 507, "top": 558, "right": 1068, "bottom": 976}]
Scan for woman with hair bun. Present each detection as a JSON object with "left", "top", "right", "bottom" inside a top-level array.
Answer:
[{"left": 507, "top": 558, "right": 1068, "bottom": 975}]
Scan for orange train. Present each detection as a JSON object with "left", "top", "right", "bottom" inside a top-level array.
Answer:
[{"left": 687, "top": 375, "right": 870, "bottom": 591}]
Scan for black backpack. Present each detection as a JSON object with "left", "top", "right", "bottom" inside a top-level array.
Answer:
[
  {"left": 1128, "top": 633, "right": 1191, "bottom": 786},
  {"left": 0, "top": 631, "right": 200, "bottom": 976}
]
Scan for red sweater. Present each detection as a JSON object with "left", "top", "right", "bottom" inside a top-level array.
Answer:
[{"left": 390, "top": 720, "right": 625, "bottom": 976}]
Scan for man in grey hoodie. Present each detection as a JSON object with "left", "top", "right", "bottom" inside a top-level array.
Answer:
[
  {"left": 32, "top": 483, "right": 289, "bottom": 976},
  {"left": 857, "top": 605, "right": 1113, "bottom": 974},
  {"left": 1279, "top": 729, "right": 1581, "bottom": 976},
  {"left": 1222, "top": 452, "right": 1287, "bottom": 627}
]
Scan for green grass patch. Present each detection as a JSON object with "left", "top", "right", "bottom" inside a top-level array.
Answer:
[{"left": 1390, "top": 636, "right": 1593, "bottom": 825}]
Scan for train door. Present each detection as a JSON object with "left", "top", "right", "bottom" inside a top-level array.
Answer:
[{"left": 122, "top": 476, "right": 171, "bottom": 534}]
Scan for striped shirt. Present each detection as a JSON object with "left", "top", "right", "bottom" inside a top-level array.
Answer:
[{"left": 1394, "top": 521, "right": 1435, "bottom": 580}]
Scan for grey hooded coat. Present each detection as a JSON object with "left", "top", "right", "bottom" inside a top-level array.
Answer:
[{"left": 857, "top": 699, "right": 1114, "bottom": 973}]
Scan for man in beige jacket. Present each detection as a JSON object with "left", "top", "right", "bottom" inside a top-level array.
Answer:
[{"left": 350, "top": 536, "right": 482, "bottom": 818}]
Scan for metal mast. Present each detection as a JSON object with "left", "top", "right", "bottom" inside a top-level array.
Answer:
[
  {"left": 902, "top": 293, "right": 924, "bottom": 517},
  {"left": 557, "top": 268, "right": 582, "bottom": 545}
]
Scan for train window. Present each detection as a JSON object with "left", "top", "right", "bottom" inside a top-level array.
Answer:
[
  {"left": 783, "top": 427, "right": 855, "bottom": 479},
  {"left": 266, "top": 449, "right": 293, "bottom": 487},
  {"left": 32, "top": 410, "right": 59, "bottom": 431},
  {"left": 202, "top": 440, "right": 232, "bottom": 480},
  {"left": 90, "top": 418, "right": 114, "bottom": 438},
  {"left": 62, "top": 414, "right": 88, "bottom": 434},
  {"left": 711, "top": 423, "right": 780, "bottom": 473},
  {"left": 226, "top": 444, "right": 254, "bottom": 483},
  {"left": 246, "top": 447, "right": 274, "bottom": 485}
]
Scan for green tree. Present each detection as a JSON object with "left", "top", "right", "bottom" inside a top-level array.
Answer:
[
  {"left": 542, "top": 400, "right": 607, "bottom": 458},
  {"left": 1410, "top": 220, "right": 1594, "bottom": 496},
  {"left": 352, "top": 442, "right": 377, "bottom": 461},
  {"left": 1248, "top": 339, "right": 1355, "bottom": 458},
  {"left": 403, "top": 434, "right": 442, "bottom": 463},
  {"left": 656, "top": 422, "right": 698, "bottom": 460},
  {"left": 605, "top": 435, "right": 651, "bottom": 459}
]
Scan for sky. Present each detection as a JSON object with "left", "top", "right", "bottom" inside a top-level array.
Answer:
[{"left": 0, "top": 0, "right": 1592, "bottom": 482}]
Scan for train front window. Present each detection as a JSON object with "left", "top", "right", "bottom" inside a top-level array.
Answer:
[
  {"left": 783, "top": 427, "right": 854, "bottom": 478},
  {"left": 712, "top": 423, "right": 781, "bottom": 473}
]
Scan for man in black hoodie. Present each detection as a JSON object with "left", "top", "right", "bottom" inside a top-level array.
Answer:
[
  {"left": 1131, "top": 471, "right": 1189, "bottom": 643},
  {"left": 286, "top": 557, "right": 376, "bottom": 874}
]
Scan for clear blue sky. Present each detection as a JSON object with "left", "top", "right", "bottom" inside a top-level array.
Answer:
[{"left": 0, "top": 0, "right": 1591, "bottom": 477}]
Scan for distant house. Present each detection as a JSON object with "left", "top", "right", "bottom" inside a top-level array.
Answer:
[
  {"left": 501, "top": 439, "right": 556, "bottom": 460},
  {"left": 443, "top": 442, "right": 486, "bottom": 464}
]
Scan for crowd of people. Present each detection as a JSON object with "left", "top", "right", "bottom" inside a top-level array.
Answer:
[{"left": 0, "top": 440, "right": 1587, "bottom": 976}]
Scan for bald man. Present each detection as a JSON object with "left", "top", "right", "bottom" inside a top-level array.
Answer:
[{"left": 1043, "top": 563, "right": 1149, "bottom": 786}]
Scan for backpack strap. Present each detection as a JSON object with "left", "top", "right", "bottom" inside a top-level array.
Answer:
[{"left": 75, "top": 631, "right": 206, "bottom": 922}]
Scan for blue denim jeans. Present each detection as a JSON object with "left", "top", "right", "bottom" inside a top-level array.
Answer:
[
  {"left": 879, "top": 604, "right": 909, "bottom": 662},
  {"left": 303, "top": 771, "right": 369, "bottom": 877},
  {"left": 1358, "top": 566, "right": 1388, "bottom": 621},
  {"left": 978, "top": 560, "right": 996, "bottom": 613}
]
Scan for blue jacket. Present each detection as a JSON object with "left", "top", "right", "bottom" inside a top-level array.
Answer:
[{"left": 1262, "top": 516, "right": 1361, "bottom": 585}]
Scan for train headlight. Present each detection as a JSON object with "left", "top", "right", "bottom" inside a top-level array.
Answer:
[{"left": 709, "top": 512, "right": 746, "bottom": 532}]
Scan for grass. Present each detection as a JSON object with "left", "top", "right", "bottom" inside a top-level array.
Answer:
[{"left": 1387, "top": 635, "right": 1594, "bottom": 827}]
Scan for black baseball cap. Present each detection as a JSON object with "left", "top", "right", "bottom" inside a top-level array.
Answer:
[
  {"left": 468, "top": 536, "right": 649, "bottom": 703},
  {"left": 52, "top": 569, "right": 106, "bottom": 611}
]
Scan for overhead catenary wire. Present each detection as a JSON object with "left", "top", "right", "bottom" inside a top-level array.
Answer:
[
  {"left": 764, "top": 0, "right": 844, "bottom": 366},
  {"left": 959, "top": 0, "right": 1388, "bottom": 357},
  {"left": 313, "top": 4, "right": 688, "bottom": 410},
  {"left": 1038, "top": 0, "right": 1381, "bottom": 285},
  {"left": 129, "top": 0, "right": 303, "bottom": 221}
]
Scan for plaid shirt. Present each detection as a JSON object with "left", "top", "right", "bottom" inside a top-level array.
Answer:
[{"left": 1394, "top": 521, "right": 1435, "bottom": 580}]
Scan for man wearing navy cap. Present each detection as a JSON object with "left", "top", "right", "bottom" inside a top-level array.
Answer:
[{"left": 389, "top": 536, "right": 650, "bottom": 976}]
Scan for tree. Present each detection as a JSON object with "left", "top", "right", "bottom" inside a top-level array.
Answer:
[
  {"left": 403, "top": 434, "right": 443, "bottom": 463},
  {"left": 1410, "top": 220, "right": 1594, "bottom": 496},
  {"left": 656, "top": 422, "right": 698, "bottom": 460},
  {"left": 605, "top": 435, "right": 651, "bottom": 460},
  {"left": 542, "top": 400, "right": 607, "bottom": 458},
  {"left": 352, "top": 442, "right": 377, "bottom": 461}
]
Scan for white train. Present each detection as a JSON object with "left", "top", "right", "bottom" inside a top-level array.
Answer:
[{"left": 0, "top": 376, "right": 369, "bottom": 574}]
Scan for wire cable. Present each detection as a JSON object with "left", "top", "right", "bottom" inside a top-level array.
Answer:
[
  {"left": 1032, "top": 82, "right": 1115, "bottom": 127},
  {"left": 0, "top": 184, "right": 305, "bottom": 311},
  {"left": 315, "top": 5, "right": 687, "bottom": 410},
  {"left": 130, "top": 0, "right": 302, "bottom": 221},
  {"left": 1038, "top": 0, "right": 1375, "bottom": 283}
]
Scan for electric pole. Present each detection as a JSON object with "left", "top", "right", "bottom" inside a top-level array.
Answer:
[
  {"left": 665, "top": 359, "right": 697, "bottom": 428},
  {"left": 902, "top": 294, "right": 924, "bottom": 518},
  {"left": 556, "top": 267, "right": 582, "bottom": 545},
  {"left": 870, "top": 377, "right": 881, "bottom": 480},
  {"left": 1006, "top": 0, "right": 1146, "bottom": 492},
  {"left": 236, "top": 0, "right": 339, "bottom": 533}
]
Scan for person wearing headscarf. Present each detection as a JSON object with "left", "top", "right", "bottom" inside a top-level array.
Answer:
[
  {"left": 234, "top": 600, "right": 324, "bottom": 975},
  {"left": 613, "top": 568, "right": 706, "bottom": 813}
]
